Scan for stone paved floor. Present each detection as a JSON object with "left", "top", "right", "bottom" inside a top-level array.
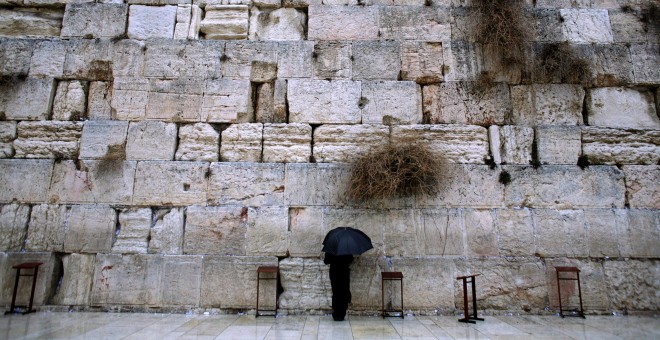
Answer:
[{"left": 0, "top": 312, "right": 658, "bottom": 339}]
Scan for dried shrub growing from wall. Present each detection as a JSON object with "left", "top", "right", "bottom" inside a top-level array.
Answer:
[
  {"left": 345, "top": 144, "right": 442, "bottom": 201},
  {"left": 534, "top": 43, "right": 592, "bottom": 85}
]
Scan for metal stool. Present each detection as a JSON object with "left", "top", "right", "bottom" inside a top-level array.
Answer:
[
  {"left": 5, "top": 262, "right": 43, "bottom": 315},
  {"left": 256, "top": 266, "right": 279, "bottom": 317},
  {"left": 555, "top": 266, "right": 585, "bottom": 318},
  {"left": 456, "top": 274, "right": 484, "bottom": 324},
  {"left": 381, "top": 271, "right": 404, "bottom": 318}
]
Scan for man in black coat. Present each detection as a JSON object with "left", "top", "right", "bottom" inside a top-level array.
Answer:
[{"left": 324, "top": 253, "right": 353, "bottom": 321}]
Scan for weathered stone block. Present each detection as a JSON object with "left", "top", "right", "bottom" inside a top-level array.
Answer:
[
  {"left": 64, "top": 205, "right": 116, "bottom": 253},
  {"left": 79, "top": 120, "right": 128, "bottom": 160},
  {"left": 390, "top": 258, "right": 455, "bottom": 309},
  {"left": 623, "top": 165, "right": 659, "bottom": 209},
  {"left": 533, "top": 8, "right": 564, "bottom": 42},
  {"left": 126, "top": 121, "right": 177, "bottom": 161},
  {"left": 251, "top": 62, "right": 278, "bottom": 83},
  {"left": 378, "top": 6, "right": 450, "bottom": 41},
  {"left": 184, "top": 206, "right": 247, "bottom": 255},
  {"left": 288, "top": 80, "right": 362, "bottom": 124},
  {"left": 0, "top": 39, "right": 34, "bottom": 76},
  {"left": 0, "top": 253, "right": 56, "bottom": 307},
  {"left": 200, "top": 5, "right": 248, "bottom": 40},
  {"left": 496, "top": 125, "right": 533, "bottom": 165},
  {"left": 143, "top": 40, "right": 223, "bottom": 79},
  {"left": 277, "top": 41, "right": 314, "bottom": 78},
  {"left": 175, "top": 123, "right": 219, "bottom": 162},
  {"left": 511, "top": 84, "right": 585, "bottom": 126},
  {"left": 351, "top": 41, "right": 400, "bottom": 80},
  {"left": 384, "top": 208, "right": 464, "bottom": 257},
  {"left": 111, "top": 39, "right": 145, "bottom": 78},
  {"left": 128, "top": 5, "right": 176, "bottom": 39},
  {"left": 61, "top": 4, "right": 127, "bottom": 38},
  {"left": 112, "top": 208, "right": 151, "bottom": 254},
  {"left": 278, "top": 257, "right": 331, "bottom": 310},
  {"left": 51, "top": 253, "right": 95, "bottom": 306},
  {"left": 284, "top": 163, "right": 350, "bottom": 207},
  {"left": 313, "top": 125, "right": 388, "bottom": 163},
  {"left": 424, "top": 82, "right": 510, "bottom": 125},
  {"left": 604, "top": 259, "right": 659, "bottom": 311},
  {"left": 110, "top": 77, "right": 149, "bottom": 120},
  {"left": 0, "top": 8, "right": 63, "bottom": 38},
  {"left": 202, "top": 79, "right": 252, "bottom": 123},
  {"left": 391, "top": 125, "right": 488, "bottom": 164},
  {"left": 587, "top": 87, "right": 659, "bottom": 129},
  {"left": 308, "top": 5, "right": 378, "bottom": 40},
  {"left": 465, "top": 209, "right": 498, "bottom": 257},
  {"left": 313, "top": 41, "right": 351, "bottom": 79},
  {"left": 91, "top": 254, "right": 163, "bottom": 305},
  {"left": 560, "top": 9, "right": 613, "bottom": 43},
  {"left": 255, "top": 82, "right": 275, "bottom": 123},
  {"left": 29, "top": 40, "right": 66, "bottom": 78},
  {"left": 200, "top": 256, "right": 277, "bottom": 308},
  {"left": 533, "top": 209, "right": 589, "bottom": 257},
  {"left": 400, "top": 42, "right": 443, "bottom": 84},
  {"left": 545, "top": 258, "right": 610, "bottom": 310},
  {"left": 48, "top": 160, "right": 136, "bottom": 205},
  {"left": 161, "top": 255, "right": 202, "bottom": 306},
  {"left": 584, "top": 209, "right": 626, "bottom": 258},
  {"left": 592, "top": 44, "right": 635, "bottom": 86},
  {"left": 0, "top": 159, "right": 53, "bottom": 203},
  {"left": 262, "top": 123, "right": 312, "bottom": 163},
  {"left": 608, "top": 10, "right": 647, "bottom": 43},
  {"left": 630, "top": 44, "right": 659, "bottom": 84},
  {"left": 133, "top": 161, "right": 208, "bottom": 206},
  {"left": 63, "top": 39, "right": 113, "bottom": 81},
  {"left": 146, "top": 78, "right": 203, "bottom": 122},
  {"left": 618, "top": 209, "right": 660, "bottom": 258},
  {"left": 582, "top": 127, "right": 660, "bottom": 165},
  {"left": 25, "top": 204, "right": 67, "bottom": 252},
  {"left": 288, "top": 208, "right": 325, "bottom": 257},
  {"left": 149, "top": 208, "right": 184, "bottom": 255},
  {"left": 0, "top": 204, "right": 29, "bottom": 252},
  {"left": 14, "top": 121, "right": 83, "bottom": 159},
  {"left": 415, "top": 164, "right": 504, "bottom": 208},
  {"left": 504, "top": 166, "right": 625, "bottom": 209},
  {"left": 495, "top": 208, "right": 534, "bottom": 256},
  {"left": 361, "top": 81, "right": 422, "bottom": 124},
  {"left": 246, "top": 206, "right": 288, "bottom": 256},
  {"left": 455, "top": 258, "right": 546, "bottom": 311},
  {"left": 442, "top": 41, "right": 483, "bottom": 82},
  {"left": 220, "top": 123, "right": 263, "bottom": 162},
  {"left": 222, "top": 41, "right": 277, "bottom": 79},
  {"left": 0, "top": 77, "right": 55, "bottom": 120},
  {"left": 249, "top": 8, "right": 305, "bottom": 41},
  {"left": 52, "top": 80, "right": 87, "bottom": 121},
  {"left": 208, "top": 162, "right": 284, "bottom": 206},
  {"left": 535, "top": 125, "right": 581, "bottom": 165},
  {"left": 0, "top": 121, "right": 16, "bottom": 158}
]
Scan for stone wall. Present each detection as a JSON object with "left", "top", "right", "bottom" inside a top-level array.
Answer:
[{"left": 0, "top": 0, "right": 658, "bottom": 315}]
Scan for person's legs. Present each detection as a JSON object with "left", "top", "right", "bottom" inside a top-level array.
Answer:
[{"left": 330, "top": 265, "right": 350, "bottom": 321}]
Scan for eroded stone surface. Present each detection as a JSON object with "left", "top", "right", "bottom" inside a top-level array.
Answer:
[
  {"left": 149, "top": 208, "right": 184, "bottom": 255},
  {"left": 495, "top": 208, "right": 534, "bottom": 256},
  {"left": 126, "top": 121, "right": 177, "bottom": 161},
  {"left": 391, "top": 125, "right": 489, "bottom": 164},
  {"left": 208, "top": 162, "right": 285, "bottom": 206},
  {"left": 400, "top": 41, "right": 443, "bottom": 84},
  {"left": 618, "top": 209, "right": 660, "bottom": 258},
  {"left": 278, "top": 257, "right": 331, "bottom": 310},
  {"left": 582, "top": 127, "right": 660, "bottom": 165},
  {"left": 0, "top": 122, "right": 15, "bottom": 158},
  {"left": 0, "top": 77, "right": 55, "bottom": 121},
  {"left": 560, "top": 9, "right": 613, "bottom": 43},
  {"left": 79, "top": 120, "right": 128, "bottom": 160},
  {"left": 48, "top": 160, "right": 136, "bottom": 205},
  {"left": 112, "top": 208, "right": 151, "bottom": 254},
  {"left": 0, "top": 159, "right": 53, "bottom": 203},
  {"left": 587, "top": 87, "right": 659, "bottom": 129},
  {"left": 313, "top": 41, "right": 351, "bottom": 79},
  {"left": 64, "top": 205, "right": 116, "bottom": 253},
  {"left": 308, "top": 5, "right": 378, "bottom": 40},
  {"left": 184, "top": 206, "right": 247, "bottom": 255},
  {"left": 246, "top": 206, "right": 288, "bottom": 256},
  {"left": 535, "top": 125, "right": 581, "bottom": 165},
  {"left": 0, "top": 8, "right": 63, "bottom": 38},
  {"left": 128, "top": 5, "right": 176, "bottom": 39},
  {"left": 202, "top": 79, "right": 252, "bottom": 123},
  {"left": 545, "top": 258, "right": 610, "bottom": 310},
  {"left": 262, "top": 123, "right": 312, "bottom": 163},
  {"left": 378, "top": 6, "right": 450, "bottom": 41},
  {"left": 220, "top": 123, "right": 263, "bottom": 162},
  {"left": 200, "top": 5, "right": 248, "bottom": 40},
  {"left": 288, "top": 80, "right": 361, "bottom": 124},
  {"left": 91, "top": 254, "right": 163, "bottom": 305},
  {"left": 61, "top": 3, "right": 127, "bottom": 38},
  {"left": 497, "top": 125, "right": 533, "bottom": 165},
  {"left": 313, "top": 125, "right": 389, "bottom": 163},
  {"left": 623, "top": 165, "right": 659, "bottom": 209},
  {"left": 25, "top": 204, "right": 67, "bottom": 252},
  {"left": 465, "top": 209, "right": 498, "bottom": 257},
  {"left": 630, "top": 44, "right": 660, "bottom": 84},
  {"left": 175, "top": 123, "right": 219, "bottom": 162},
  {"left": 14, "top": 121, "right": 83, "bottom": 159},
  {"left": 51, "top": 253, "right": 95, "bottom": 306},
  {"left": 0, "top": 203, "right": 30, "bottom": 252},
  {"left": 161, "top": 255, "right": 202, "bottom": 306},
  {"left": 52, "top": 80, "right": 87, "bottom": 121},
  {"left": 424, "top": 82, "right": 510, "bottom": 125},
  {"left": 352, "top": 41, "right": 400, "bottom": 80},
  {"left": 133, "top": 161, "right": 208, "bottom": 206},
  {"left": 30, "top": 40, "right": 66, "bottom": 78},
  {"left": 511, "top": 84, "right": 585, "bottom": 126},
  {"left": 604, "top": 259, "right": 659, "bottom": 311},
  {"left": 362, "top": 81, "right": 422, "bottom": 124},
  {"left": 249, "top": 8, "right": 305, "bottom": 41},
  {"left": 534, "top": 209, "right": 589, "bottom": 257}
]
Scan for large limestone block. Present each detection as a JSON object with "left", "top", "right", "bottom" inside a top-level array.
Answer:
[
  {"left": 220, "top": 123, "right": 263, "bottom": 162},
  {"left": 277, "top": 41, "right": 314, "bottom": 78},
  {"left": 29, "top": 40, "right": 66, "bottom": 78},
  {"left": 200, "top": 255, "right": 277, "bottom": 308},
  {"left": 52, "top": 80, "right": 87, "bottom": 121},
  {"left": 249, "top": 8, "right": 305, "bottom": 41},
  {"left": 455, "top": 258, "right": 547, "bottom": 312},
  {"left": 608, "top": 10, "right": 647, "bottom": 43},
  {"left": 149, "top": 208, "right": 184, "bottom": 255},
  {"left": 222, "top": 41, "right": 277, "bottom": 79},
  {"left": 424, "top": 82, "right": 510, "bottom": 125},
  {"left": 362, "top": 81, "right": 422, "bottom": 124},
  {"left": 511, "top": 84, "right": 585, "bottom": 126},
  {"left": 255, "top": 82, "right": 276, "bottom": 123},
  {"left": 584, "top": 209, "right": 626, "bottom": 258},
  {"left": 533, "top": 209, "right": 589, "bottom": 257},
  {"left": 504, "top": 166, "right": 625, "bottom": 209},
  {"left": 0, "top": 39, "right": 34, "bottom": 76},
  {"left": 0, "top": 253, "right": 56, "bottom": 307},
  {"left": 545, "top": 258, "right": 610, "bottom": 310},
  {"left": 143, "top": 40, "right": 223, "bottom": 79},
  {"left": 351, "top": 41, "right": 400, "bottom": 80},
  {"left": 51, "top": 253, "right": 95, "bottom": 306},
  {"left": 288, "top": 80, "right": 362, "bottom": 124},
  {"left": 61, "top": 4, "right": 127, "bottom": 38},
  {"left": 251, "top": 60, "right": 278, "bottom": 83},
  {"left": 0, "top": 77, "right": 55, "bottom": 120},
  {"left": 391, "top": 125, "right": 489, "bottom": 164},
  {"left": 604, "top": 259, "right": 659, "bottom": 311},
  {"left": 592, "top": 44, "right": 634, "bottom": 87},
  {"left": 246, "top": 206, "right": 288, "bottom": 256},
  {"left": 587, "top": 88, "right": 659, "bottom": 129},
  {"left": 262, "top": 123, "right": 312, "bottom": 163},
  {"left": 278, "top": 257, "right": 331, "bottom": 310},
  {"left": 184, "top": 206, "right": 248, "bottom": 255},
  {"left": 62, "top": 39, "right": 113, "bottom": 81},
  {"left": 378, "top": 6, "right": 450, "bottom": 41},
  {"left": 0, "top": 159, "right": 53, "bottom": 203},
  {"left": 313, "top": 41, "right": 351, "bottom": 79},
  {"left": 0, "top": 204, "right": 29, "bottom": 252},
  {"left": 560, "top": 9, "right": 613, "bottom": 43},
  {"left": 128, "top": 5, "right": 176, "bottom": 39},
  {"left": 623, "top": 165, "right": 659, "bottom": 209},
  {"left": 48, "top": 160, "right": 136, "bottom": 205},
  {"left": 64, "top": 205, "right": 116, "bottom": 253},
  {"left": 161, "top": 255, "right": 202, "bottom": 306},
  {"left": 383, "top": 208, "right": 463, "bottom": 257},
  {"left": 493, "top": 125, "right": 534, "bottom": 165},
  {"left": 176, "top": 123, "right": 220, "bottom": 162},
  {"left": 400, "top": 41, "right": 443, "bottom": 84},
  {"left": 415, "top": 164, "right": 504, "bottom": 208},
  {"left": 464, "top": 209, "right": 498, "bottom": 257},
  {"left": 133, "top": 161, "right": 209, "bottom": 206},
  {"left": 14, "top": 121, "right": 83, "bottom": 159},
  {"left": 495, "top": 208, "right": 534, "bottom": 256},
  {"left": 288, "top": 207, "right": 325, "bottom": 257},
  {"left": 387, "top": 258, "right": 455, "bottom": 310},
  {"left": 79, "top": 120, "right": 128, "bottom": 160},
  {"left": 442, "top": 41, "right": 483, "bottom": 82},
  {"left": 630, "top": 44, "right": 659, "bottom": 84},
  {"left": 0, "top": 121, "right": 15, "bottom": 158},
  {"left": 146, "top": 78, "right": 204, "bottom": 122},
  {"left": 0, "top": 8, "right": 63, "bottom": 38},
  {"left": 111, "top": 39, "right": 145, "bottom": 78},
  {"left": 208, "top": 162, "right": 285, "bottom": 206},
  {"left": 308, "top": 5, "right": 378, "bottom": 40},
  {"left": 112, "top": 208, "right": 151, "bottom": 254},
  {"left": 126, "top": 121, "right": 177, "bottom": 161},
  {"left": 581, "top": 127, "right": 660, "bottom": 165},
  {"left": 200, "top": 5, "right": 248, "bottom": 40},
  {"left": 285, "top": 163, "right": 350, "bottom": 206},
  {"left": 202, "top": 79, "right": 252, "bottom": 123},
  {"left": 313, "top": 125, "right": 389, "bottom": 163},
  {"left": 535, "top": 125, "right": 581, "bottom": 165},
  {"left": 110, "top": 77, "right": 149, "bottom": 120},
  {"left": 91, "top": 254, "right": 163, "bottom": 305},
  {"left": 25, "top": 204, "right": 67, "bottom": 252},
  {"left": 618, "top": 209, "right": 660, "bottom": 258}
]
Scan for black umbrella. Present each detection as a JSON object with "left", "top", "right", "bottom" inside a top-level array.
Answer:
[{"left": 322, "top": 227, "right": 374, "bottom": 256}]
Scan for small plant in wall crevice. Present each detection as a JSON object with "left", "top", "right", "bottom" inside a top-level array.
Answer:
[{"left": 499, "top": 170, "right": 511, "bottom": 185}]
